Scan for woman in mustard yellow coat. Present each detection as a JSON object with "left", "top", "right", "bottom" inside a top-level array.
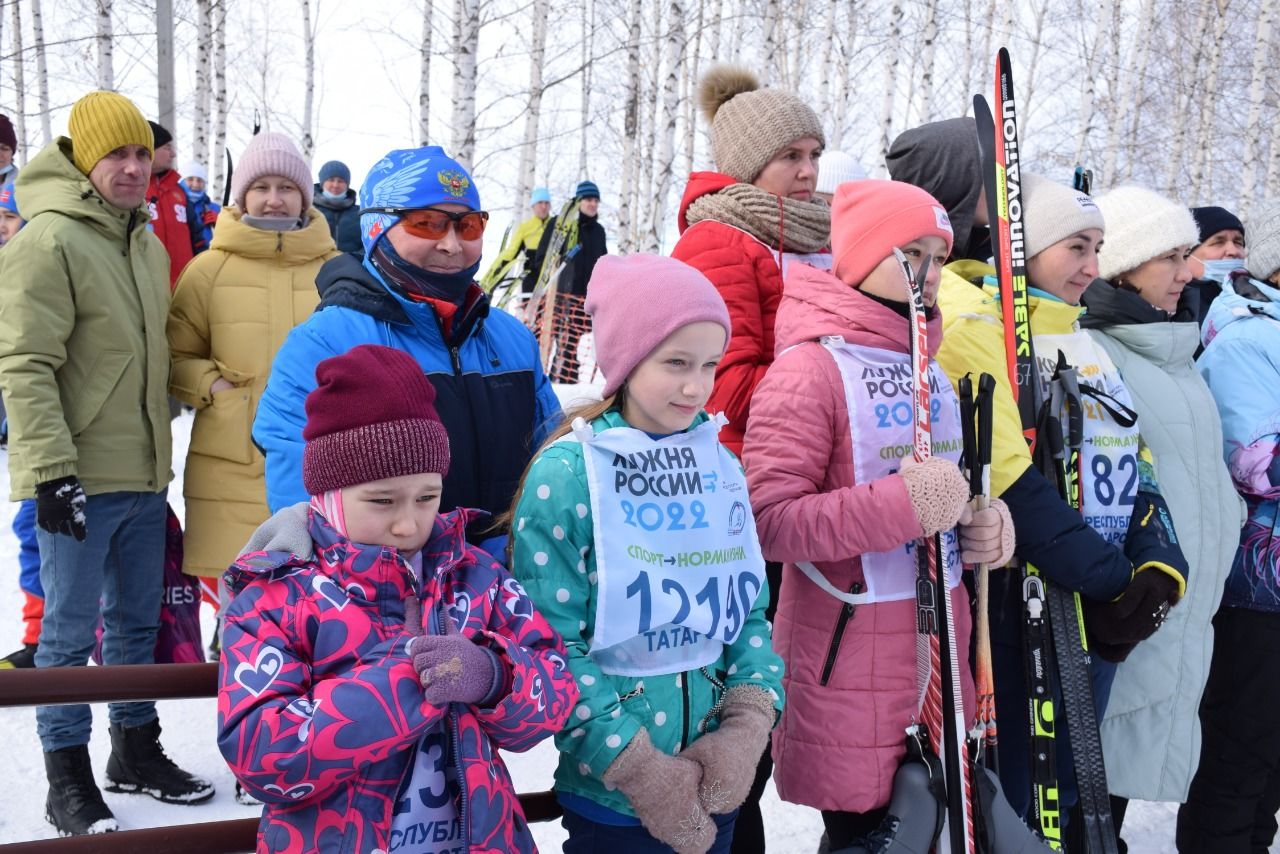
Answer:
[{"left": 167, "top": 132, "right": 338, "bottom": 582}]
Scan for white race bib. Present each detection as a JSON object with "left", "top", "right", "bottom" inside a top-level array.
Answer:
[
  {"left": 1035, "top": 332, "right": 1141, "bottom": 546},
  {"left": 822, "top": 337, "right": 964, "bottom": 601},
  {"left": 388, "top": 727, "right": 461, "bottom": 854},
  {"left": 568, "top": 416, "right": 767, "bottom": 677}
]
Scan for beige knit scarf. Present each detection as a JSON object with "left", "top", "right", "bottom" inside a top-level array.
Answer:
[{"left": 685, "top": 182, "right": 831, "bottom": 254}]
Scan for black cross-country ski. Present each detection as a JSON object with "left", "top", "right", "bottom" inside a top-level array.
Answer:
[{"left": 974, "top": 48, "right": 1119, "bottom": 854}]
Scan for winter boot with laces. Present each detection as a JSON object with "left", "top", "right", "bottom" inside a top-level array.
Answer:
[
  {"left": 104, "top": 718, "right": 215, "bottom": 805},
  {"left": 43, "top": 745, "right": 118, "bottom": 836}
]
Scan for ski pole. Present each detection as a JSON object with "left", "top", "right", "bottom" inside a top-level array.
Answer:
[{"left": 895, "top": 248, "right": 975, "bottom": 854}]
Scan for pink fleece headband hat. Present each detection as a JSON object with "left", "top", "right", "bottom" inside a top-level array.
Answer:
[
  {"left": 585, "top": 254, "right": 732, "bottom": 398},
  {"left": 831, "top": 180, "right": 954, "bottom": 287},
  {"left": 230, "top": 131, "right": 314, "bottom": 212}
]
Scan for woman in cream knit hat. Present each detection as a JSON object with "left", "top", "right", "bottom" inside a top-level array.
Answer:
[{"left": 670, "top": 64, "right": 829, "bottom": 850}]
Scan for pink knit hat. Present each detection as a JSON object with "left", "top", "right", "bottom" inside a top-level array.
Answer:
[
  {"left": 585, "top": 254, "right": 732, "bottom": 397},
  {"left": 302, "top": 345, "right": 450, "bottom": 494},
  {"left": 831, "top": 180, "right": 954, "bottom": 287},
  {"left": 230, "top": 131, "right": 313, "bottom": 212}
]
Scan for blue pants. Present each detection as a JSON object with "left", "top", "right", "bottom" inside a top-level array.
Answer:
[
  {"left": 14, "top": 499, "right": 41, "bottom": 597},
  {"left": 35, "top": 489, "right": 167, "bottom": 752},
  {"left": 562, "top": 807, "right": 739, "bottom": 853}
]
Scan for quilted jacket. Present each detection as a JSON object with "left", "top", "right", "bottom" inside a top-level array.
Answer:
[{"left": 218, "top": 505, "right": 578, "bottom": 853}]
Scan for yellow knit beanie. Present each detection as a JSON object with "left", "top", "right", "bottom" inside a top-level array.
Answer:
[{"left": 67, "top": 91, "right": 153, "bottom": 175}]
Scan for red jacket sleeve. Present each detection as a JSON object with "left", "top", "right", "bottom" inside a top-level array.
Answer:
[{"left": 673, "top": 221, "right": 784, "bottom": 448}]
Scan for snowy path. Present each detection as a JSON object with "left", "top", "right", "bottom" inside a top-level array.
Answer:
[{"left": 0, "top": 407, "right": 1257, "bottom": 852}]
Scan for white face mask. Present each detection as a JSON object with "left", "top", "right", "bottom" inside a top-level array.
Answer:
[{"left": 1200, "top": 258, "right": 1245, "bottom": 282}]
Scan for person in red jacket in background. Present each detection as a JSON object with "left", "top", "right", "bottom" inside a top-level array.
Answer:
[{"left": 146, "top": 121, "right": 205, "bottom": 289}]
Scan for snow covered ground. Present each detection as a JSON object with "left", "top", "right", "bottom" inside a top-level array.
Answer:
[{"left": 0, "top": 403, "right": 1260, "bottom": 851}]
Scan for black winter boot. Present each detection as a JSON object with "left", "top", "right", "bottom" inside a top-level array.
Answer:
[
  {"left": 104, "top": 718, "right": 215, "bottom": 805},
  {"left": 0, "top": 642, "right": 37, "bottom": 669},
  {"left": 43, "top": 745, "right": 118, "bottom": 836}
]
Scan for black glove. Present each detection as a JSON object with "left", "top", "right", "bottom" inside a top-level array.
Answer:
[
  {"left": 1083, "top": 569, "right": 1179, "bottom": 663},
  {"left": 35, "top": 475, "right": 87, "bottom": 541},
  {"left": 1123, "top": 484, "right": 1189, "bottom": 592}
]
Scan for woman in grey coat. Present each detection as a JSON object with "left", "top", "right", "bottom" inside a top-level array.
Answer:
[{"left": 1081, "top": 184, "right": 1244, "bottom": 845}]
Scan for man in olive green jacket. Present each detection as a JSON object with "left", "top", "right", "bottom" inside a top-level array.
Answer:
[{"left": 0, "top": 91, "right": 213, "bottom": 837}]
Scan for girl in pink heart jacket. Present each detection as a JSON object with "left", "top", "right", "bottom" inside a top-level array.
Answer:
[
  {"left": 217, "top": 344, "right": 577, "bottom": 854},
  {"left": 742, "top": 181, "right": 1015, "bottom": 848}
]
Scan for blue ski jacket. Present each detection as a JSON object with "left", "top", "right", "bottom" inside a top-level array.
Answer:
[
  {"left": 1198, "top": 271, "right": 1280, "bottom": 613},
  {"left": 253, "top": 254, "right": 563, "bottom": 535}
]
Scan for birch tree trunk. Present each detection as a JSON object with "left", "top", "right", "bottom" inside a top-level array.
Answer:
[
  {"left": 878, "top": 1, "right": 903, "bottom": 172},
  {"left": 681, "top": 0, "right": 704, "bottom": 176},
  {"left": 300, "top": 0, "right": 316, "bottom": 156},
  {"left": 817, "top": 0, "right": 837, "bottom": 125},
  {"left": 212, "top": 0, "right": 228, "bottom": 200},
  {"left": 31, "top": 0, "right": 51, "bottom": 145},
  {"left": 449, "top": 0, "right": 480, "bottom": 168},
  {"left": 419, "top": 0, "right": 434, "bottom": 145},
  {"left": 1103, "top": 0, "right": 1154, "bottom": 185},
  {"left": 96, "top": 0, "right": 114, "bottom": 90},
  {"left": 761, "top": 0, "right": 780, "bottom": 86},
  {"left": 918, "top": 0, "right": 939, "bottom": 123},
  {"left": 1121, "top": 0, "right": 1157, "bottom": 180},
  {"left": 194, "top": 0, "right": 213, "bottom": 167},
  {"left": 10, "top": 1, "right": 25, "bottom": 164},
  {"left": 1071, "top": 0, "right": 1109, "bottom": 167},
  {"left": 157, "top": 0, "right": 175, "bottom": 130},
  {"left": 960, "top": 0, "right": 975, "bottom": 116},
  {"left": 832, "top": 2, "right": 855, "bottom": 144},
  {"left": 1239, "top": 0, "right": 1275, "bottom": 217},
  {"left": 1266, "top": 117, "right": 1280, "bottom": 201},
  {"left": 637, "top": 0, "right": 662, "bottom": 240},
  {"left": 647, "top": 0, "right": 685, "bottom": 252},
  {"left": 1164, "top": 1, "right": 1211, "bottom": 190},
  {"left": 707, "top": 0, "right": 723, "bottom": 59},
  {"left": 578, "top": 0, "right": 593, "bottom": 176},
  {"left": 1021, "top": 0, "right": 1049, "bottom": 126},
  {"left": 513, "top": 0, "right": 548, "bottom": 213},
  {"left": 616, "top": 0, "right": 642, "bottom": 252},
  {"left": 1190, "top": 0, "right": 1230, "bottom": 200}
]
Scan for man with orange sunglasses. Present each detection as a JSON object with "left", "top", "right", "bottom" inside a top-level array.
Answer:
[{"left": 254, "top": 145, "right": 563, "bottom": 556}]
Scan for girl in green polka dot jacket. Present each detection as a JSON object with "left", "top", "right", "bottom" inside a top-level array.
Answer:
[{"left": 510, "top": 254, "right": 784, "bottom": 854}]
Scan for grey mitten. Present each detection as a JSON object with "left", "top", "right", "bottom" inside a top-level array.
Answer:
[
  {"left": 602, "top": 729, "right": 716, "bottom": 854},
  {"left": 678, "top": 686, "right": 775, "bottom": 815}
]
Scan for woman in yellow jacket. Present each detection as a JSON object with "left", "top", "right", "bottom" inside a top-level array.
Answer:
[{"left": 167, "top": 132, "right": 338, "bottom": 584}]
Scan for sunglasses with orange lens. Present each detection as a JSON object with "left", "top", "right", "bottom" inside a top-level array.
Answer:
[{"left": 362, "top": 207, "right": 489, "bottom": 241}]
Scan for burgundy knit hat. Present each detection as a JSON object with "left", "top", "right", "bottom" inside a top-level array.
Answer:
[
  {"left": 585, "top": 254, "right": 731, "bottom": 397},
  {"left": 302, "top": 345, "right": 450, "bottom": 494}
]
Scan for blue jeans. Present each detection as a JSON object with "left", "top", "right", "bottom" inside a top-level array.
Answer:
[
  {"left": 562, "top": 807, "right": 739, "bottom": 853},
  {"left": 35, "top": 489, "right": 167, "bottom": 752}
]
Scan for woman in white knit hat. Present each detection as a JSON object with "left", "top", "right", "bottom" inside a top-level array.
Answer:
[
  {"left": 1078, "top": 185, "right": 1243, "bottom": 850},
  {"left": 934, "top": 173, "right": 1190, "bottom": 843},
  {"left": 1176, "top": 201, "right": 1280, "bottom": 853},
  {"left": 813, "top": 150, "right": 866, "bottom": 205},
  {"left": 166, "top": 132, "right": 339, "bottom": 613}
]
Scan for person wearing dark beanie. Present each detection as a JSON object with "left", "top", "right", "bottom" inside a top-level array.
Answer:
[
  {"left": 1186, "top": 205, "right": 1248, "bottom": 332},
  {"left": 217, "top": 342, "right": 577, "bottom": 854},
  {"left": 0, "top": 114, "right": 18, "bottom": 181}
]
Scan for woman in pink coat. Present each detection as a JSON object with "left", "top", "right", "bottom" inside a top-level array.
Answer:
[{"left": 743, "top": 180, "right": 1015, "bottom": 848}]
